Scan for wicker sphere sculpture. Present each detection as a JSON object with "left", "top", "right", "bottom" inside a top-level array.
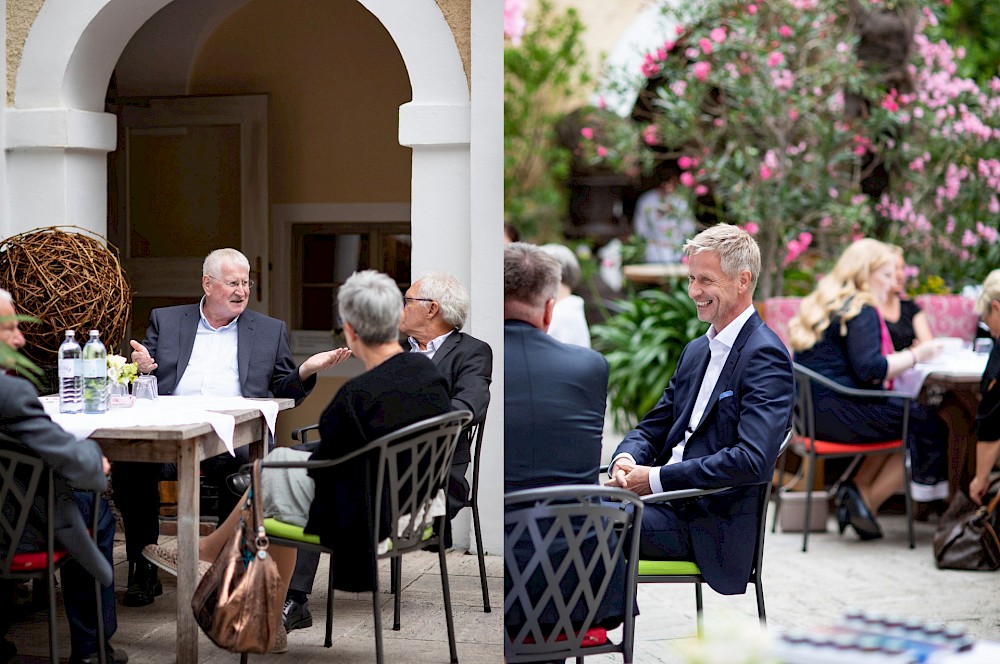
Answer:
[{"left": 0, "top": 226, "right": 132, "bottom": 368}]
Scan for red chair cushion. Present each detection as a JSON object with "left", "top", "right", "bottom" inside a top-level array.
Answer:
[
  {"left": 523, "top": 627, "right": 609, "bottom": 648},
  {"left": 799, "top": 437, "right": 903, "bottom": 455},
  {"left": 10, "top": 549, "right": 68, "bottom": 572}
]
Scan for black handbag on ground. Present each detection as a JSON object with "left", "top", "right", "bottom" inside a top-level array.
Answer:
[{"left": 933, "top": 482, "right": 1000, "bottom": 571}]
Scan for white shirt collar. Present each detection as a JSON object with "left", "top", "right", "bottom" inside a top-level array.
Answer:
[
  {"left": 707, "top": 303, "right": 756, "bottom": 350},
  {"left": 407, "top": 329, "right": 454, "bottom": 358},
  {"left": 198, "top": 296, "right": 240, "bottom": 332}
]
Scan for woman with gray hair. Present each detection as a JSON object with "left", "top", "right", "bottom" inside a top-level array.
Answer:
[
  {"left": 540, "top": 243, "right": 591, "bottom": 348},
  {"left": 143, "top": 270, "right": 451, "bottom": 649}
]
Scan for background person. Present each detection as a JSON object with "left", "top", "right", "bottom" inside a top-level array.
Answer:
[
  {"left": 632, "top": 172, "right": 697, "bottom": 264},
  {"left": 879, "top": 246, "right": 934, "bottom": 351},
  {"left": 607, "top": 224, "right": 793, "bottom": 597},
  {"left": 970, "top": 270, "right": 1000, "bottom": 505},
  {"left": 115, "top": 248, "right": 350, "bottom": 607},
  {"left": 789, "top": 238, "right": 944, "bottom": 540},
  {"left": 539, "top": 243, "right": 591, "bottom": 348}
]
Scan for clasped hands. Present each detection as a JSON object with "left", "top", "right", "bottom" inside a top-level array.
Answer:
[{"left": 604, "top": 459, "right": 653, "bottom": 496}]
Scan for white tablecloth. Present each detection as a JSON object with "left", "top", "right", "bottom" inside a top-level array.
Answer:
[
  {"left": 42, "top": 395, "right": 280, "bottom": 456},
  {"left": 894, "top": 348, "right": 987, "bottom": 398}
]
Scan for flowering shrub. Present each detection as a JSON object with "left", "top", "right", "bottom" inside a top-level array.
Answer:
[
  {"left": 600, "top": 0, "right": 999, "bottom": 295},
  {"left": 874, "top": 6, "right": 1000, "bottom": 287},
  {"left": 604, "top": 0, "right": 906, "bottom": 297}
]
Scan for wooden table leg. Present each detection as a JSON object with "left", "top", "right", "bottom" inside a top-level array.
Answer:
[{"left": 175, "top": 439, "right": 201, "bottom": 664}]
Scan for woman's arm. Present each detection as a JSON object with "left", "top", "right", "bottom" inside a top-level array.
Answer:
[
  {"left": 970, "top": 439, "right": 1000, "bottom": 505},
  {"left": 911, "top": 310, "right": 934, "bottom": 346}
]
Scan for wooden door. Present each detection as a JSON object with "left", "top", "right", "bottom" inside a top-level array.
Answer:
[{"left": 109, "top": 95, "right": 268, "bottom": 346}]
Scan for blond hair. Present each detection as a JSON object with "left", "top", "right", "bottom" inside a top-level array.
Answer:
[
  {"left": 683, "top": 223, "right": 761, "bottom": 294},
  {"left": 788, "top": 238, "right": 895, "bottom": 352},
  {"left": 977, "top": 269, "right": 1000, "bottom": 319}
]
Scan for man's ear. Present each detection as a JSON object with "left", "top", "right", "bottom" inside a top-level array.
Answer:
[
  {"left": 541, "top": 298, "right": 555, "bottom": 332},
  {"left": 427, "top": 300, "right": 440, "bottom": 318},
  {"left": 202, "top": 275, "right": 212, "bottom": 296}
]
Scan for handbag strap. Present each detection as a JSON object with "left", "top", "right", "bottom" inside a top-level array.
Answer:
[
  {"left": 985, "top": 486, "right": 1000, "bottom": 516},
  {"left": 250, "top": 460, "right": 269, "bottom": 551}
]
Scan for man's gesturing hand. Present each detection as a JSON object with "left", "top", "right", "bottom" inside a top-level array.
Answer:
[{"left": 129, "top": 340, "right": 158, "bottom": 374}]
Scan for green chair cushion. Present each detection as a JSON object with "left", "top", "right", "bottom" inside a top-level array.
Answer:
[
  {"left": 638, "top": 559, "right": 702, "bottom": 576},
  {"left": 263, "top": 518, "right": 435, "bottom": 550},
  {"left": 264, "top": 518, "right": 322, "bottom": 545}
]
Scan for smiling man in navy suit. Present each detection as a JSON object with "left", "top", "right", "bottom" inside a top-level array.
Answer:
[
  {"left": 608, "top": 224, "right": 794, "bottom": 597},
  {"left": 115, "top": 248, "right": 350, "bottom": 607}
]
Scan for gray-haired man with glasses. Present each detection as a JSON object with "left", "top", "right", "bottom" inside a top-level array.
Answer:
[{"left": 116, "top": 247, "right": 350, "bottom": 608}]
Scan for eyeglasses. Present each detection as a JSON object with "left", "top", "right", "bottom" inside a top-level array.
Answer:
[
  {"left": 207, "top": 275, "right": 255, "bottom": 290},
  {"left": 403, "top": 297, "right": 434, "bottom": 306}
]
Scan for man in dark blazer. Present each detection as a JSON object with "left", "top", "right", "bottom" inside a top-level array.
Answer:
[
  {"left": 116, "top": 248, "right": 350, "bottom": 607},
  {"left": 502, "top": 243, "right": 624, "bottom": 638},
  {"left": 281, "top": 271, "right": 493, "bottom": 631},
  {"left": 503, "top": 245, "right": 608, "bottom": 492},
  {"left": 0, "top": 292, "right": 127, "bottom": 664},
  {"left": 608, "top": 224, "right": 794, "bottom": 596}
]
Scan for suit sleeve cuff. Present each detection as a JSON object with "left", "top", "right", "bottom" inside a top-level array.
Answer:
[
  {"left": 609, "top": 453, "right": 636, "bottom": 478},
  {"left": 648, "top": 467, "right": 664, "bottom": 494}
]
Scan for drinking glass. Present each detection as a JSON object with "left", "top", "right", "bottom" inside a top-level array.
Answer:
[
  {"left": 974, "top": 338, "right": 994, "bottom": 355},
  {"left": 133, "top": 375, "right": 158, "bottom": 401}
]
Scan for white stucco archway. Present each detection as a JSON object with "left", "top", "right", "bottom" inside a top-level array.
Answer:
[{"left": 5, "top": 0, "right": 503, "bottom": 555}]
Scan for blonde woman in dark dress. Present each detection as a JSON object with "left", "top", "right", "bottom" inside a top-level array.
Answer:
[{"left": 970, "top": 269, "right": 1000, "bottom": 505}]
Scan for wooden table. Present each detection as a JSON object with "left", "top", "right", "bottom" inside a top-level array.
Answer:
[
  {"left": 84, "top": 400, "right": 293, "bottom": 663},
  {"left": 622, "top": 262, "right": 688, "bottom": 285},
  {"left": 899, "top": 349, "right": 985, "bottom": 499}
]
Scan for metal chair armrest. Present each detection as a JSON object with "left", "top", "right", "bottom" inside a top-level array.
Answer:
[
  {"left": 793, "top": 363, "right": 914, "bottom": 403},
  {"left": 641, "top": 486, "right": 729, "bottom": 504},
  {"left": 291, "top": 423, "right": 320, "bottom": 445}
]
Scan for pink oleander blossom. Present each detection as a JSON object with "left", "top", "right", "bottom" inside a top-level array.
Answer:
[
  {"left": 745, "top": 222, "right": 759, "bottom": 235},
  {"left": 692, "top": 61, "right": 711, "bottom": 82},
  {"left": 580, "top": 127, "right": 594, "bottom": 140},
  {"left": 778, "top": 25, "right": 793, "bottom": 38},
  {"left": 680, "top": 172, "right": 695, "bottom": 187},
  {"left": 503, "top": 0, "right": 526, "bottom": 45},
  {"left": 767, "top": 52, "right": 785, "bottom": 67},
  {"left": 710, "top": 27, "right": 728, "bottom": 43}
]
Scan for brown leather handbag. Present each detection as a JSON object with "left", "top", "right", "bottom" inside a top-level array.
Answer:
[
  {"left": 933, "top": 483, "right": 1000, "bottom": 571},
  {"left": 191, "top": 461, "right": 282, "bottom": 653}
]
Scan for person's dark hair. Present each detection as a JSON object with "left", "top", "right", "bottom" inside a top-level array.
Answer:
[
  {"left": 504, "top": 223, "right": 520, "bottom": 243},
  {"left": 504, "top": 243, "right": 560, "bottom": 309}
]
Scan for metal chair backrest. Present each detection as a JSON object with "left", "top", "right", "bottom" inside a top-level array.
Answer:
[
  {"left": 0, "top": 445, "right": 47, "bottom": 576},
  {"left": 503, "top": 485, "right": 643, "bottom": 663},
  {"left": 369, "top": 409, "right": 472, "bottom": 557},
  {"left": 751, "top": 429, "right": 791, "bottom": 581}
]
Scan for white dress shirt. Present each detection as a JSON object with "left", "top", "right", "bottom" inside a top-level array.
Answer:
[
  {"left": 407, "top": 329, "right": 454, "bottom": 360},
  {"left": 173, "top": 298, "right": 243, "bottom": 397},
  {"left": 613, "top": 303, "right": 757, "bottom": 493}
]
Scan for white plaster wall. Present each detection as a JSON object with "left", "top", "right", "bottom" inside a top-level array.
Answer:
[
  {"left": 467, "top": 0, "right": 503, "bottom": 555},
  {"left": 1, "top": 2, "right": 7, "bottom": 236}
]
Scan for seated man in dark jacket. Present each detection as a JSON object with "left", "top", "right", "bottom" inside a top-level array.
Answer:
[{"left": 0, "top": 290, "right": 127, "bottom": 664}]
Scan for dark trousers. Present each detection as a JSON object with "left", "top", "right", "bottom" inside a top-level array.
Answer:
[
  {"left": 288, "top": 459, "right": 471, "bottom": 597},
  {"left": 814, "top": 395, "right": 948, "bottom": 489},
  {"left": 114, "top": 447, "right": 251, "bottom": 562},
  {"left": 2, "top": 495, "right": 117, "bottom": 659}
]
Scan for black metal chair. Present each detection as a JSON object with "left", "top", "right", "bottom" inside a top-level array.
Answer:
[
  {"left": 294, "top": 412, "right": 493, "bottom": 614},
  {"left": 255, "top": 410, "right": 472, "bottom": 664},
  {"left": 636, "top": 429, "right": 791, "bottom": 637},
  {"left": 772, "top": 363, "right": 915, "bottom": 552},
  {"left": 504, "top": 485, "right": 643, "bottom": 664},
  {"left": 0, "top": 444, "right": 106, "bottom": 664}
]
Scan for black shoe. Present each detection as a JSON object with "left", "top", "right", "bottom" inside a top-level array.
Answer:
[
  {"left": 841, "top": 482, "right": 883, "bottom": 540},
  {"left": 71, "top": 644, "right": 129, "bottom": 664},
  {"left": 121, "top": 561, "right": 162, "bottom": 607},
  {"left": 226, "top": 470, "right": 253, "bottom": 497},
  {"left": 283, "top": 598, "right": 313, "bottom": 631}
]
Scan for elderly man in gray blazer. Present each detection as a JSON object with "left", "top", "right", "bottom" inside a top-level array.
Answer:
[{"left": 115, "top": 248, "right": 350, "bottom": 607}]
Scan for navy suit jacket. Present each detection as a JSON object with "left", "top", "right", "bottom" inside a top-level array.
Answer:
[
  {"left": 414, "top": 331, "right": 492, "bottom": 465},
  {"left": 141, "top": 303, "right": 314, "bottom": 402},
  {"left": 0, "top": 374, "right": 112, "bottom": 586},
  {"left": 614, "top": 311, "right": 793, "bottom": 595},
  {"left": 504, "top": 320, "right": 609, "bottom": 492}
]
